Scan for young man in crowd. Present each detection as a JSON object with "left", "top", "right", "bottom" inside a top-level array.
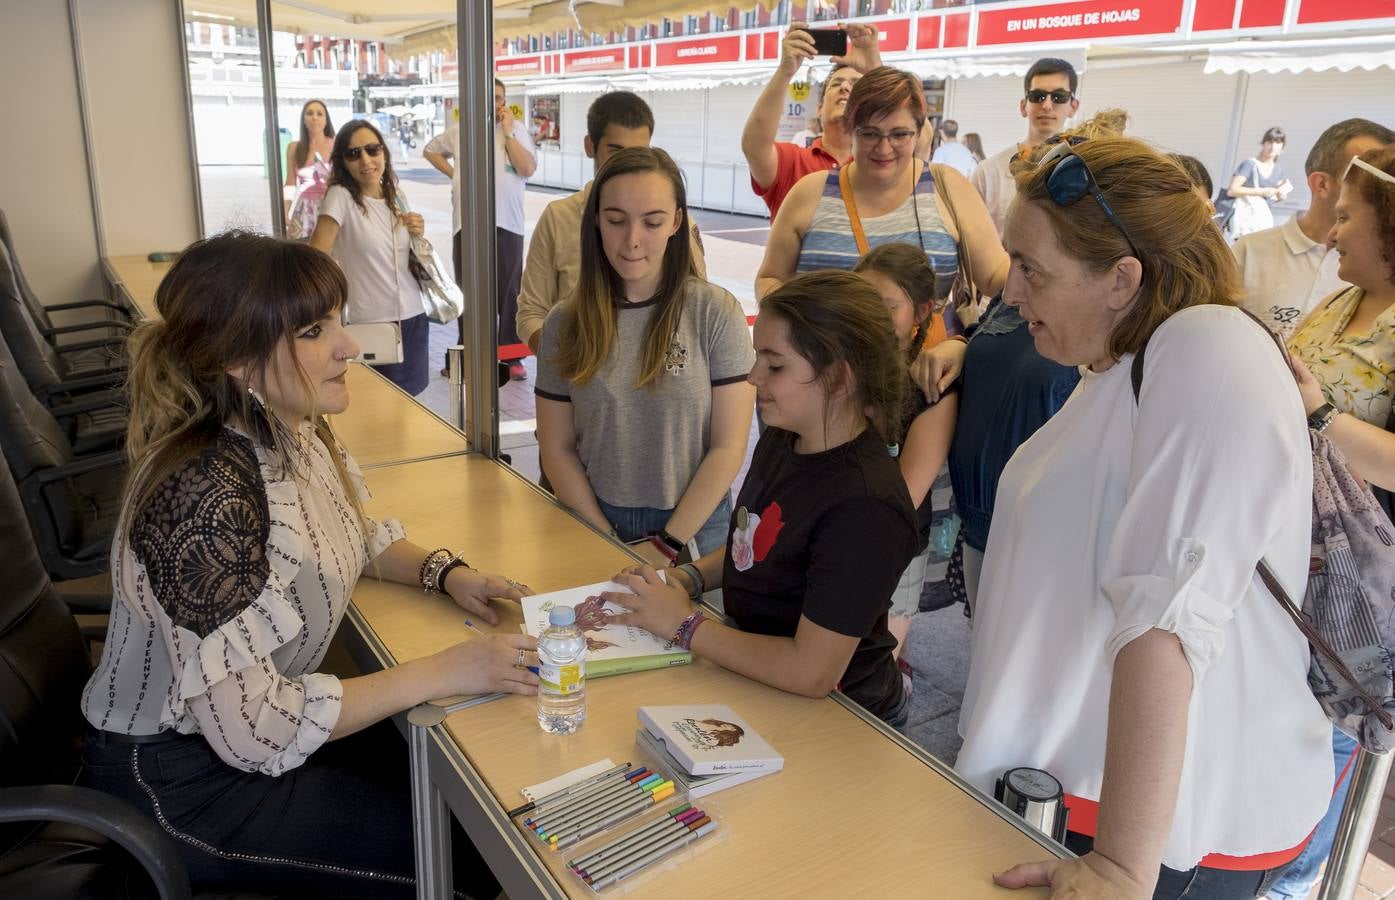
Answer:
[
  {"left": 1233, "top": 117, "right": 1394, "bottom": 339},
  {"left": 971, "top": 57, "right": 1079, "bottom": 235},
  {"left": 424, "top": 78, "right": 536, "bottom": 381},
  {"left": 514, "top": 91, "right": 707, "bottom": 356},
  {"left": 931, "top": 119, "right": 976, "bottom": 178},
  {"left": 740, "top": 21, "right": 881, "bottom": 218}
]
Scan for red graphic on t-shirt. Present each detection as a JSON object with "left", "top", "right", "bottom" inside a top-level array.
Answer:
[{"left": 752, "top": 501, "right": 784, "bottom": 562}]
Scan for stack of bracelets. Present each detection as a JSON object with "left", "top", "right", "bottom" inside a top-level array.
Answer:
[{"left": 419, "top": 547, "right": 471, "bottom": 594}]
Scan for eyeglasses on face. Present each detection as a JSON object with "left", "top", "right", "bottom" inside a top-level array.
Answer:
[
  {"left": 1026, "top": 89, "right": 1074, "bottom": 106},
  {"left": 342, "top": 142, "right": 384, "bottom": 161},
  {"left": 1043, "top": 146, "right": 1145, "bottom": 267},
  {"left": 855, "top": 127, "right": 919, "bottom": 148}
]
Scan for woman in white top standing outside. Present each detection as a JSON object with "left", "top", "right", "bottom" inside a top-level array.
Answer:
[
  {"left": 310, "top": 120, "right": 430, "bottom": 395},
  {"left": 961, "top": 137, "right": 1331, "bottom": 899}
]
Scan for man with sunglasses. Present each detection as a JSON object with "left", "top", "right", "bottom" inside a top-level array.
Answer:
[{"left": 970, "top": 57, "right": 1079, "bottom": 235}]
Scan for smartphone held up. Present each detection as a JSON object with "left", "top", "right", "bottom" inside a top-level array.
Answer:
[{"left": 807, "top": 28, "right": 848, "bottom": 57}]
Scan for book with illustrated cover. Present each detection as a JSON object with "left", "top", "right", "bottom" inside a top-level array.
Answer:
[
  {"left": 634, "top": 728, "right": 776, "bottom": 799},
  {"left": 520, "top": 580, "right": 691, "bottom": 678},
  {"left": 637, "top": 705, "right": 784, "bottom": 776}
]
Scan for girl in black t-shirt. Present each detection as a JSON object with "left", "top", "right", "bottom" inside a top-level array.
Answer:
[
  {"left": 607, "top": 271, "right": 921, "bottom": 726},
  {"left": 854, "top": 243, "right": 958, "bottom": 670}
]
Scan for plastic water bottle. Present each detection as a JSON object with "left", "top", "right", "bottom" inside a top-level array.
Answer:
[{"left": 537, "top": 605, "right": 586, "bottom": 734}]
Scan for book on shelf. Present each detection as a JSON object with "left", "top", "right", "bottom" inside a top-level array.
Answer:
[
  {"left": 637, "top": 704, "right": 784, "bottom": 776},
  {"left": 634, "top": 728, "right": 776, "bottom": 799},
  {"left": 520, "top": 579, "right": 691, "bottom": 678}
]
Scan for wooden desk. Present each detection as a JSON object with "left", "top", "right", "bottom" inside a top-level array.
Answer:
[
  {"left": 328, "top": 366, "right": 470, "bottom": 468},
  {"left": 100, "top": 255, "right": 469, "bottom": 469},
  {"left": 103, "top": 254, "right": 168, "bottom": 320},
  {"left": 349, "top": 455, "right": 1058, "bottom": 899}
]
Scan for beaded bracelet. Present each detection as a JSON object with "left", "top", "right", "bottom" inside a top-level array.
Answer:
[
  {"left": 419, "top": 548, "right": 452, "bottom": 594},
  {"left": 435, "top": 554, "right": 471, "bottom": 593},
  {"left": 671, "top": 610, "right": 706, "bottom": 651}
]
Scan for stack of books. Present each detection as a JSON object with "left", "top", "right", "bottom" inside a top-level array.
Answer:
[{"left": 636, "top": 705, "right": 784, "bottom": 799}]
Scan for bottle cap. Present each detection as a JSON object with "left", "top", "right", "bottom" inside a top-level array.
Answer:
[{"left": 548, "top": 605, "right": 577, "bottom": 627}]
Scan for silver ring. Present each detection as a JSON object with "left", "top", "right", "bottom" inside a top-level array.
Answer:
[{"left": 515, "top": 649, "right": 525, "bottom": 668}]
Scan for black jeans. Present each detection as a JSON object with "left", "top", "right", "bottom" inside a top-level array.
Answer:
[
  {"left": 1065, "top": 833, "right": 1291, "bottom": 900},
  {"left": 80, "top": 721, "right": 498, "bottom": 900},
  {"left": 453, "top": 227, "right": 524, "bottom": 348}
]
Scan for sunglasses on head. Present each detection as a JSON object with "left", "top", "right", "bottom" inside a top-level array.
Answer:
[
  {"left": 342, "top": 142, "right": 383, "bottom": 161},
  {"left": 1026, "top": 89, "right": 1074, "bottom": 105},
  {"left": 1039, "top": 139, "right": 1144, "bottom": 266}
]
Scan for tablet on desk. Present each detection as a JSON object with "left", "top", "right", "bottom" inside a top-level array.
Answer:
[{"left": 345, "top": 322, "right": 404, "bottom": 366}]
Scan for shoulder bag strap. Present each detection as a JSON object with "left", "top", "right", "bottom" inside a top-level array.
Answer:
[
  {"left": 928, "top": 162, "right": 977, "bottom": 302},
  {"left": 1130, "top": 307, "right": 1392, "bottom": 728},
  {"left": 837, "top": 165, "right": 871, "bottom": 257}
]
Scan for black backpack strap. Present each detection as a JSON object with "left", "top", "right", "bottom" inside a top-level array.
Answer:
[{"left": 1129, "top": 306, "right": 1391, "bottom": 727}]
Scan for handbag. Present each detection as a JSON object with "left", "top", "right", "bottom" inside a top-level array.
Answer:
[
  {"left": 393, "top": 195, "right": 463, "bottom": 324},
  {"left": 927, "top": 163, "right": 981, "bottom": 328}
]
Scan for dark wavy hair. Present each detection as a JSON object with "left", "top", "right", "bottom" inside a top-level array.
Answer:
[
  {"left": 327, "top": 120, "right": 405, "bottom": 217},
  {"left": 1343, "top": 146, "right": 1395, "bottom": 288}
]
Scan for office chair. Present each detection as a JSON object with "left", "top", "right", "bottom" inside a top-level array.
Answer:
[
  {"left": 0, "top": 340, "right": 124, "bottom": 584},
  {"left": 0, "top": 447, "right": 190, "bottom": 900},
  {"left": 0, "top": 208, "right": 133, "bottom": 344}
]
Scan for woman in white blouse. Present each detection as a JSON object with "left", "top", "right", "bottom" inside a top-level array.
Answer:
[
  {"left": 311, "top": 120, "right": 430, "bottom": 396},
  {"left": 80, "top": 233, "right": 537, "bottom": 898},
  {"left": 960, "top": 138, "right": 1332, "bottom": 899}
]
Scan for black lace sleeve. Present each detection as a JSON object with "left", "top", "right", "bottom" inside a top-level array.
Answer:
[{"left": 129, "top": 431, "right": 272, "bottom": 638}]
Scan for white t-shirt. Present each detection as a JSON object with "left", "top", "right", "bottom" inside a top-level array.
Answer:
[
  {"left": 957, "top": 306, "right": 1331, "bottom": 870},
  {"left": 318, "top": 184, "right": 422, "bottom": 324},
  {"left": 424, "top": 120, "right": 534, "bottom": 235},
  {"left": 970, "top": 143, "right": 1021, "bottom": 236},
  {"left": 1233, "top": 214, "right": 1347, "bottom": 340},
  {"left": 932, "top": 140, "right": 978, "bottom": 179}
]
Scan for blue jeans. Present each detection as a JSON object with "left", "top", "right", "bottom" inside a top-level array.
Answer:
[
  {"left": 1266, "top": 726, "right": 1359, "bottom": 900},
  {"left": 597, "top": 494, "right": 732, "bottom": 558},
  {"left": 1066, "top": 832, "right": 1290, "bottom": 899}
]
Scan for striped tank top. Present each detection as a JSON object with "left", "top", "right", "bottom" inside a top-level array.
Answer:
[{"left": 796, "top": 165, "right": 959, "bottom": 297}]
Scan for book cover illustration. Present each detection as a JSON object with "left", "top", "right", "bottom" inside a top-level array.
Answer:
[
  {"left": 638, "top": 705, "right": 784, "bottom": 776},
  {"left": 521, "top": 580, "right": 690, "bottom": 672}
]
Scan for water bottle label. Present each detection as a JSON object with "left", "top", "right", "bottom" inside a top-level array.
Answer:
[{"left": 540, "top": 660, "right": 584, "bottom": 695}]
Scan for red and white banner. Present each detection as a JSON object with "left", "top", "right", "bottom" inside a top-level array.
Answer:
[
  {"left": 873, "top": 18, "right": 911, "bottom": 53},
  {"left": 1297, "top": 0, "right": 1395, "bottom": 25},
  {"left": 655, "top": 34, "right": 742, "bottom": 67},
  {"left": 494, "top": 55, "right": 542, "bottom": 77},
  {"left": 562, "top": 47, "right": 625, "bottom": 74},
  {"left": 975, "top": 0, "right": 1185, "bottom": 44}
]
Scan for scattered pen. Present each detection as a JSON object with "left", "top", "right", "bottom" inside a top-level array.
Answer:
[{"left": 506, "top": 762, "right": 633, "bottom": 819}]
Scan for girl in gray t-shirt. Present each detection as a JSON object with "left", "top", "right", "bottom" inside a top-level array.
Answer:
[{"left": 535, "top": 147, "right": 755, "bottom": 563}]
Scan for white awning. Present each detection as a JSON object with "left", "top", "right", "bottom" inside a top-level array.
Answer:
[
  {"left": 524, "top": 65, "right": 779, "bottom": 95},
  {"left": 1204, "top": 37, "right": 1395, "bottom": 75},
  {"left": 890, "top": 48, "right": 1088, "bottom": 81}
]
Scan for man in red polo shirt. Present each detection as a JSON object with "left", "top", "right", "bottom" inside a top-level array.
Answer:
[{"left": 741, "top": 22, "right": 882, "bottom": 219}]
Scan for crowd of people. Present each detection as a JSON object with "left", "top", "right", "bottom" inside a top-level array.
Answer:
[{"left": 86, "top": 22, "right": 1395, "bottom": 900}]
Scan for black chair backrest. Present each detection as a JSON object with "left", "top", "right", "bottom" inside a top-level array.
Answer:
[
  {"left": 0, "top": 438, "right": 90, "bottom": 792},
  {"left": 0, "top": 333, "right": 74, "bottom": 482},
  {"left": 0, "top": 209, "right": 56, "bottom": 333},
  {"left": 0, "top": 244, "right": 68, "bottom": 394}
]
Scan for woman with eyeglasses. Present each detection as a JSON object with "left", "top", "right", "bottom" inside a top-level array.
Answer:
[
  {"left": 754, "top": 66, "right": 1006, "bottom": 306},
  {"left": 310, "top": 120, "right": 430, "bottom": 395},
  {"left": 958, "top": 136, "right": 1331, "bottom": 899}
]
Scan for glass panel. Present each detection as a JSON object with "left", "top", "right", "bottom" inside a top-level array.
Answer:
[{"left": 182, "top": 0, "right": 275, "bottom": 235}]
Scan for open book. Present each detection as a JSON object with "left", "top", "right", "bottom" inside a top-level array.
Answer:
[{"left": 521, "top": 579, "right": 692, "bottom": 678}]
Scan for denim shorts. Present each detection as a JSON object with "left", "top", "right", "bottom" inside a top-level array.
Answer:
[{"left": 597, "top": 494, "right": 732, "bottom": 558}]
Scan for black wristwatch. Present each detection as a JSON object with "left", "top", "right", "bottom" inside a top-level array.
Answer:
[
  {"left": 1308, "top": 402, "right": 1338, "bottom": 433},
  {"left": 657, "top": 530, "right": 686, "bottom": 555}
]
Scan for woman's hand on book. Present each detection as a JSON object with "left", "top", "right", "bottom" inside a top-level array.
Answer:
[
  {"left": 604, "top": 565, "right": 692, "bottom": 642},
  {"left": 443, "top": 568, "right": 531, "bottom": 626}
]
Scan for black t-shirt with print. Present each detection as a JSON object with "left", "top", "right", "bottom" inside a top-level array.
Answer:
[{"left": 721, "top": 425, "right": 922, "bottom": 720}]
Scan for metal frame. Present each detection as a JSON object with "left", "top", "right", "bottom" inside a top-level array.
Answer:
[
  {"left": 457, "top": 0, "right": 500, "bottom": 456},
  {"left": 255, "top": 0, "right": 287, "bottom": 238},
  {"left": 173, "top": 1, "right": 206, "bottom": 238},
  {"left": 66, "top": 0, "right": 107, "bottom": 261}
]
